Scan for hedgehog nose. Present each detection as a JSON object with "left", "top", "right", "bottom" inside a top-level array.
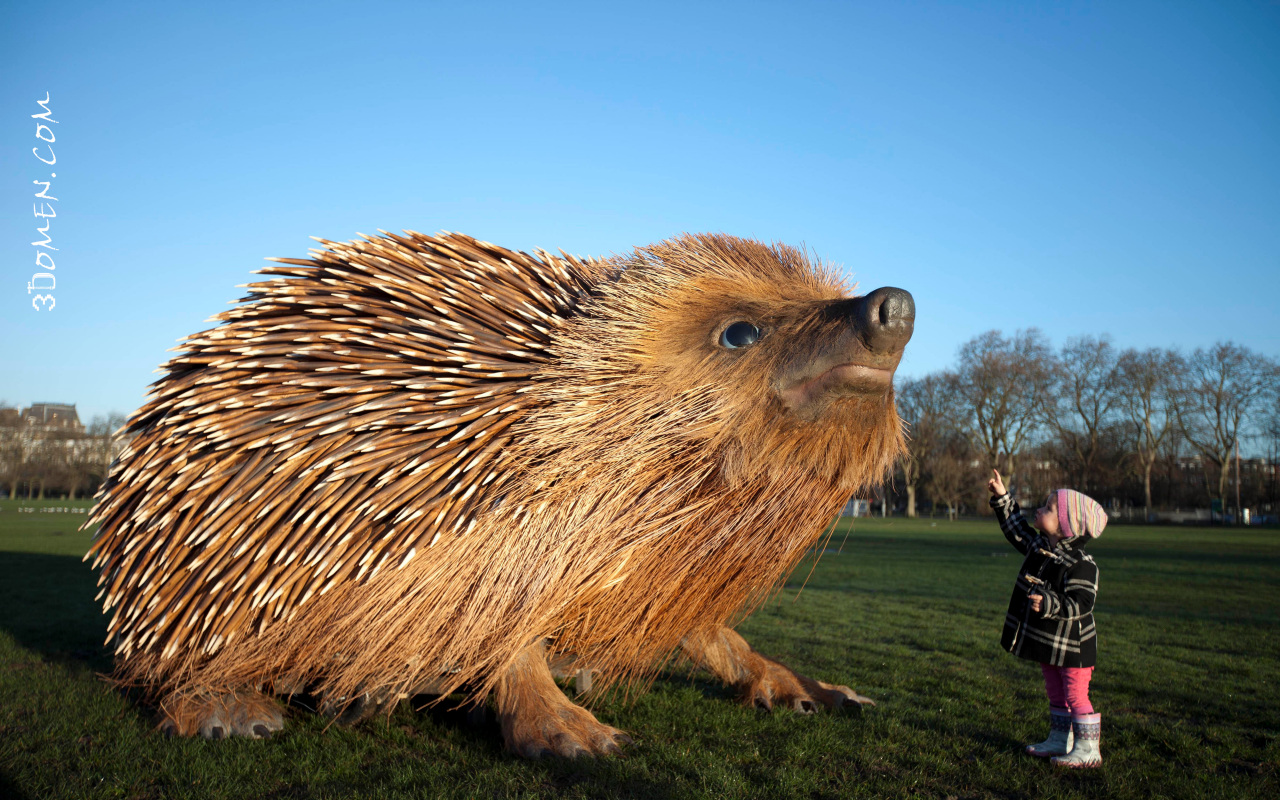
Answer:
[{"left": 852, "top": 287, "right": 915, "bottom": 353}]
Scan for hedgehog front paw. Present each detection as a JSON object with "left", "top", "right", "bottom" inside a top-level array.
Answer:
[
  {"left": 501, "top": 698, "right": 632, "bottom": 759},
  {"left": 158, "top": 690, "right": 284, "bottom": 739},
  {"left": 744, "top": 660, "right": 874, "bottom": 714},
  {"left": 496, "top": 639, "right": 631, "bottom": 758}
]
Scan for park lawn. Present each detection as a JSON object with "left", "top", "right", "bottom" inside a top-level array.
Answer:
[{"left": 0, "top": 499, "right": 1276, "bottom": 799}]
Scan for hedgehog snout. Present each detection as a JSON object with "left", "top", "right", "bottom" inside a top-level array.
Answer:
[
  {"left": 775, "top": 287, "right": 914, "bottom": 418},
  {"left": 831, "top": 287, "right": 915, "bottom": 355}
]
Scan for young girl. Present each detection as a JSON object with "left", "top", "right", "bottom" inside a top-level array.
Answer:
[{"left": 986, "top": 469, "right": 1107, "bottom": 768}]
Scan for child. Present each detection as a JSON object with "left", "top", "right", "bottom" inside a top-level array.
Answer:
[{"left": 986, "top": 469, "right": 1107, "bottom": 768}]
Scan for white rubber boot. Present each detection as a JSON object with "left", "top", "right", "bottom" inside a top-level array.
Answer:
[
  {"left": 1052, "top": 713, "right": 1102, "bottom": 768},
  {"left": 1024, "top": 707, "right": 1073, "bottom": 758}
]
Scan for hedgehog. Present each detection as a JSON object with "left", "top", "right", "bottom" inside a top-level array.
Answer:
[{"left": 85, "top": 230, "right": 914, "bottom": 757}]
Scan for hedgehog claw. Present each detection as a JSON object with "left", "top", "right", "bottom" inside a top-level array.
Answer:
[
  {"left": 560, "top": 741, "right": 588, "bottom": 759},
  {"left": 196, "top": 712, "right": 229, "bottom": 740}
]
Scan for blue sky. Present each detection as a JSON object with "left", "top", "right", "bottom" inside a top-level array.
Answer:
[{"left": 3, "top": 1, "right": 1277, "bottom": 423}]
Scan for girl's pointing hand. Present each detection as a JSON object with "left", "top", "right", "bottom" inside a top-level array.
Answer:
[{"left": 987, "top": 469, "right": 1007, "bottom": 497}]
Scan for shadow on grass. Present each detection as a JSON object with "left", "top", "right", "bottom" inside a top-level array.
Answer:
[
  {"left": 280, "top": 692, "right": 689, "bottom": 798},
  {"left": 678, "top": 674, "right": 740, "bottom": 705},
  {"left": 0, "top": 771, "right": 33, "bottom": 800},
  {"left": 0, "top": 551, "right": 112, "bottom": 673}
]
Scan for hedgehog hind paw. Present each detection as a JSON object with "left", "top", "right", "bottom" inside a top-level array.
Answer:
[{"left": 157, "top": 690, "right": 284, "bottom": 739}]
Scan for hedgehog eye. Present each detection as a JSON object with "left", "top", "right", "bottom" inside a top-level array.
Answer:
[{"left": 720, "top": 321, "right": 761, "bottom": 349}]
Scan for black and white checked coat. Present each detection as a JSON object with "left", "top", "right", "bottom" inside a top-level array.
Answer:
[{"left": 992, "top": 493, "right": 1098, "bottom": 668}]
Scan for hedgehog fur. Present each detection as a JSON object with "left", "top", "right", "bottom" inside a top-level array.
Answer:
[{"left": 85, "top": 230, "right": 910, "bottom": 748}]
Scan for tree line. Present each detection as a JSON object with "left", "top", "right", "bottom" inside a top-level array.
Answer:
[{"left": 894, "top": 333, "right": 1279, "bottom": 522}]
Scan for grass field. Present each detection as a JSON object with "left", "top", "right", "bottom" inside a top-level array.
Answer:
[{"left": 1, "top": 499, "right": 1277, "bottom": 799}]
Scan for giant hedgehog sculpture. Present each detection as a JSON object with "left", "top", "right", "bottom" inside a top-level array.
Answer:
[{"left": 86, "top": 230, "right": 914, "bottom": 757}]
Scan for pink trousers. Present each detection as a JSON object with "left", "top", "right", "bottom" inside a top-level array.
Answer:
[{"left": 1040, "top": 664, "right": 1094, "bottom": 714}]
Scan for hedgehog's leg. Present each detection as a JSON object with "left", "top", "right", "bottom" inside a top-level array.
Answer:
[
  {"left": 318, "top": 687, "right": 400, "bottom": 727},
  {"left": 548, "top": 651, "right": 598, "bottom": 697},
  {"left": 494, "top": 640, "right": 631, "bottom": 758},
  {"left": 681, "top": 626, "right": 875, "bottom": 713},
  {"left": 318, "top": 672, "right": 486, "bottom": 727},
  {"left": 157, "top": 689, "right": 285, "bottom": 739}
]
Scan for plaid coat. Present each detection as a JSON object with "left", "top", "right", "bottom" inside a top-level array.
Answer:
[{"left": 992, "top": 493, "right": 1098, "bottom": 668}]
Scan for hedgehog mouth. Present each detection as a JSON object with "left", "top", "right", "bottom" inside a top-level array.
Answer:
[{"left": 778, "top": 362, "right": 894, "bottom": 411}]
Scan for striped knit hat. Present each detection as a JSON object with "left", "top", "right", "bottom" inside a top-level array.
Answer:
[{"left": 1056, "top": 489, "right": 1108, "bottom": 539}]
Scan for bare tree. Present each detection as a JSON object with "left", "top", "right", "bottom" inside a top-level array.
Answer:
[
  {"left": 84, "top": 413, "right": 130, "bottom": 498},
  {"left": 47, "top": 430, "right": 80, "bottom": 499},
  {"left": 64, "top": 431, "right": 99, "bottom": 500},
  {"left": 955, "top": 329, "right": 1053, "bottom": 497},
  {"left": 1019, "top": 442, "right": 1065, "bottom": 508},
  {"left": 1260, "top": 387, "right": 1280, "bottom": 512},
  {"left": 1115, "top": 348, "right": 1180, "bottom": 520},
  {"left": 896, "top": 371, "right": 963, "bottom": 517},
  {"left": 26, "top": 436, "right": 58, "bottom": 500},
  {"left": 1172, "top": 342, "right": 1275, "bottom": 520},
  {"left": 924, "top": 432, "right": 976, "bottom": 520},
  {"left": 1042, "top": 335, "right": 1120, "bottom": 492}
]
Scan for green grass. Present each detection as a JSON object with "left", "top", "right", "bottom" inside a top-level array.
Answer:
[{"left": 1, "top": 499, "right": 1277, "bottom": 799}]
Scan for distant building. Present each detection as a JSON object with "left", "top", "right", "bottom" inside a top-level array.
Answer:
[
  {"left": 20, "top": 402, "right": 84, "bottom": 433},
  {"left": 841, "top": 498, "right": 871, "bottom": 517}
]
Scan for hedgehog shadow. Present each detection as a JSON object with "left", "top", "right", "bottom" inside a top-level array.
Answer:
[
  {"left": 0, "top": 550, "right": 159, "bottom": 733},
  {"left": 0, "top": 550, "right": 114, "bottom": 673}
]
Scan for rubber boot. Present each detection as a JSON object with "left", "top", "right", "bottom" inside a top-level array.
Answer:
[
  {"left": 1024, "top": 707, "right": 1073, "bottom": 758},
  {"left": 1052, "top": 713, "right": 1102, "bottom": 768}
]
